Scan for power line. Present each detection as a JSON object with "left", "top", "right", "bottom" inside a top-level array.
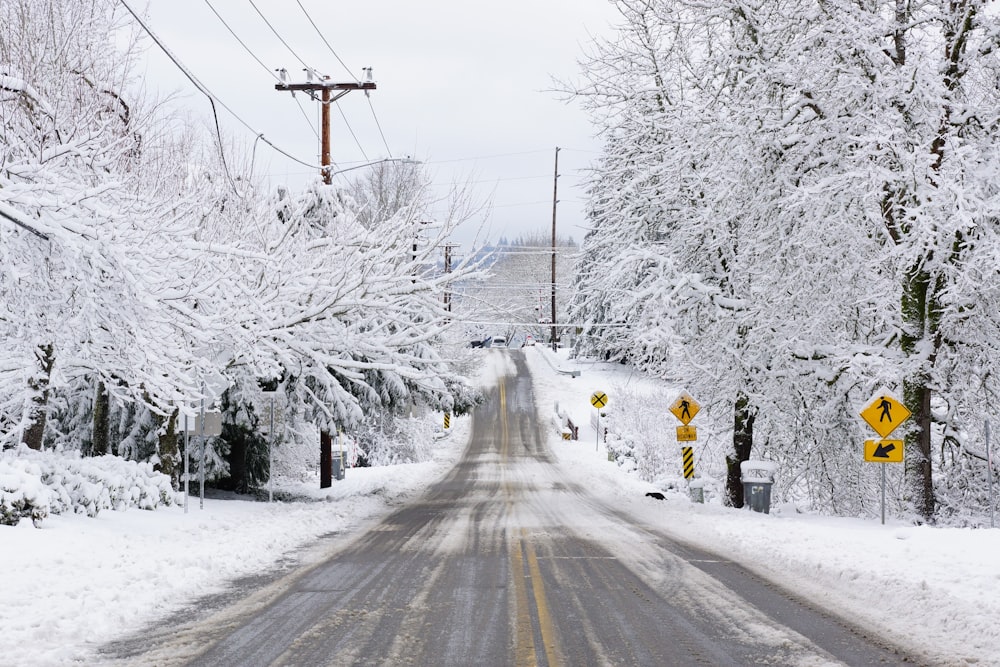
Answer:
[
  {"left": 247, "top": 0, "right": 318, "bottom": 75},
  {"left": 202, "top": 0, "right": 318, "bottom": 141},
  {"left": 119, "top": 0, "right": 318, "bottom": 173},
  {"left": 335, "top": 103, "right": 368, "bottom": 161},
  {"left": 426, "top": 149, "right": 553, "bottom": 164},
  {"left": 367, "top": 96, "right": 393, "bottom": 157},
  {"left": 289, "top": 0, "right": 391, "bottom": 158},
  {"left": 294, "top": 0, "right": 357, "bottom": 81}
]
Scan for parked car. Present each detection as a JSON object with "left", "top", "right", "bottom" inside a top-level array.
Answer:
[
  {"left": 524, "top": 334, "right": 535, "bottom": 346},
  {"left": 489, "top": 336, "right": 507, "bottom": 348}
]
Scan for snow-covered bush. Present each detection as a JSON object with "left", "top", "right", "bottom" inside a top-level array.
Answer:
[
  {"left": 603, "top": 385, "right": 678, "bottom": 483},
  {"left": 0, "top": 458, "right": 52, "bottom": 527},
  {"left": 353, "top": 413, "right": 439, "bottom": 466},
  {"left": 0, "top": 446, "right": 180, "bottom": 527}
]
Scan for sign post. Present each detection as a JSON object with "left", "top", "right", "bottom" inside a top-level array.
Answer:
[
  {"left": 859, "top": 391, "right": 911, "bottom": 524},
  {"left": 591, "top": 391, "right": 608, "bottom": 452},
  {"left": 183, "top": 414, "right": 189, "bottom": 514},
  {"left": 670, "top": 392, "right": 700, "bottom": 480},
  {"left": 988, "top": 420, "right": 994, "bottom": 529},
  {"left": 260, "top": 388, "right": 278, "bottom": 503}
]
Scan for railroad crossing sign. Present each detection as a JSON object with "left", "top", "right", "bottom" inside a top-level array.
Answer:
[
  {"left": 864, "top": 439, "right": 904, "bottom": 463},
  {"left": 669, "top": 392, "right": 699, "bottom": 425},
  {"left": 860, "top": 392, "right": 911, "bottom": 438},
  {"left": 591, "top": 391, "right": 609, "bottom": 409}
]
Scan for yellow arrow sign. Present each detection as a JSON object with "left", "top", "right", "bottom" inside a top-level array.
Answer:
[
  {"left": 669, "top": 392, "right": 700, "bottom": 425},
  {"left": 860, "top": 392, "right": 911, "bottom": 438},
  {"left": 864, "top": 439, "right": 904, "bottom": 463},
  {"left": 591, "top": 391, "right": 608, "bottom": 409}
]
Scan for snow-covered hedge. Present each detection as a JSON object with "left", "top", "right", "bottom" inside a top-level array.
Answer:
[{"left": 0, "top": 446, "right": 181, "bottom": 527}]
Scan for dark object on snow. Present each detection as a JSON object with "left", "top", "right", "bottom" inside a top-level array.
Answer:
[{"left": 645, "top": 492, "right": 665, "bottom": 500}]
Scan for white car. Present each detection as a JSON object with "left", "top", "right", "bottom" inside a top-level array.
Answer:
[
  {"left": 490, "top": 337, "right": 507, "bottom": 348},
  {"left": 524, "top": 334, "right": 535, "bottom": 346}
]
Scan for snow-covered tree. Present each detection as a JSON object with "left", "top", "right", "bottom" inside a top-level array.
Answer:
[
  {"left": 0, "top": 0, "right": 212, "bottom": 463},
  {"left": 571, "top": 0, "right": 1000, "bottom": 520}
]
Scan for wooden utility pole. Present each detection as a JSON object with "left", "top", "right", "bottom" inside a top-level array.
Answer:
[
  {"left": 550, "top": 146, "right": 560, "bottom": 349},
  {"left": 320, "top": 429, "right": 332, "bottom": 488},
  {"left": 274, "top": 69, "right": 376, "bottom": 184}
]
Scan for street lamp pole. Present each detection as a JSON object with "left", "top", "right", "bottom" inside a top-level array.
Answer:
[{"left": 550, "top": 146, "right": 560, "bottom": 350}]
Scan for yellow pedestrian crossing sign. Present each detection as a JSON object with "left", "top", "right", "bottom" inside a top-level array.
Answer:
[
  {"left": 591, "top": 391, "right": 608, "bottom": 409},
  {"left": 669, "top": 392, "right": 699, "bottom": 425},
  {"left": 860, "top": 392, "right": 911, "bottom": 438}
]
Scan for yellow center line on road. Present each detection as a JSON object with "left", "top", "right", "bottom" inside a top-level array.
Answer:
[
  {"left": 510, "top": 534, "right": 536, "bottom": 664},
  {"left": 522, "top": 528, "right": 562, "bottom": 667},
  {"left": 498, "top": 375, "right": 563, "bottom": 667}
]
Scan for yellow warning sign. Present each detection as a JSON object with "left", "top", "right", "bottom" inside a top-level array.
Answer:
[
  {"left": 669, "top": 392, "right": 700, "bottom": 425},
  {"left": 864, "top": 439, "right": 904, "bottom": 463},
  {"left": 444, "top": 413, "right": 451, "bottom": 429},
  {"left": 591, "top": 391, "right": 608, "bottom": 409},
  {"left": 860, "top": 392, "right": 911, "bottom": 438},
  {"left": 676, "top": 425, "right": 697, "bottom": 442}
]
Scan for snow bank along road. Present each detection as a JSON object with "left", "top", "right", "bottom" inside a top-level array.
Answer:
[{"left": 106, "top": 351, "right": 917, "bottom": 666}]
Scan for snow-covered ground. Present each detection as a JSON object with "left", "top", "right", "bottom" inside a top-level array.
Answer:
[{"left": 3, "top": 347, "right": 998, "bottom": 666}]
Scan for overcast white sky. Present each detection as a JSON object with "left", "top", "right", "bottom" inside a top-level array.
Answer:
[{"left": 133, "top": 0, "right": 621, "bottom": 250}]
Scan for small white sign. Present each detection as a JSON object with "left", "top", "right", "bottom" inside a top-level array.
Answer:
[{"left": 182, "top": 411, "right": 223, "bottom": 437}]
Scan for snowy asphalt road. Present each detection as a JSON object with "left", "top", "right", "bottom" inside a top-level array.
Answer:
[{"left": 109, "top": 351, "right": 915, "bottom": 666}]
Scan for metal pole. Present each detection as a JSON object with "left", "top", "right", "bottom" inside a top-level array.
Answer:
[
  {"left": 987, "top": 419, "right": 994, "bottom": 528},
  {"left": 880, "top": 464, "right": 886, "bottom": 525},
  {"left": 550, "top": 146, "right": 559, "bottom": 349},
  {"left": 183, "top": 414, "right": 189, "bottom": 514},
  {"left": 199, "top": 388, "right": 206, "bottom": 510},
  {"left": 595, "top": 410, "right": 600, "bottom": 452},
  {"left": 269, "top": 395, "right": 274, "bottom": 503}
]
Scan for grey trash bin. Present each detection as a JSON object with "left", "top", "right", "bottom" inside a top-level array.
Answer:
[{"left": 740, "top": 460, "right": 777, "bottom": 513}]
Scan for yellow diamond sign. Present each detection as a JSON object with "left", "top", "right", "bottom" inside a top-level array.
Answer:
[
  {"left": 860, "top": 392, "right": 911, "bottom": 438},
  {"left": 669, "top": 392, "right": 699, "bottom": 425}
]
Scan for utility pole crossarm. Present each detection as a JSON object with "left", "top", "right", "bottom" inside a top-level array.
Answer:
[
  {"left": 274, "top": 70, "right": 377, "bottom": 184},
  {"left": 274, "top": 81, "right": 376, "bottom": 96}
]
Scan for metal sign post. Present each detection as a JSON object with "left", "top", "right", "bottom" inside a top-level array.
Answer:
[
  {"left": 199, "top": 392, "right": 206, "bottom": 510},
  {"left": 881, "top": 464, "right": 886, "bottom": 525},
  {"left": 269, "top": 395, "right": 275, "bottom": 503},
  {"left": 670, "top": 391, "right": 700, "bottom": 485},
  {"left": 183, "top": 414, "right": 189, "bottom": 514},
  {"left": 988, "top": 419, "right": 994, "bottom": 529},
  {"left": 590, "top": 391, "right": 608, "bottom": 452},
  {"left": 859, "top": 391, "right": 911, "bottom": 525}
]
